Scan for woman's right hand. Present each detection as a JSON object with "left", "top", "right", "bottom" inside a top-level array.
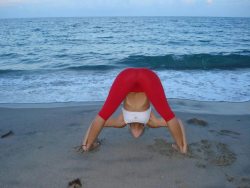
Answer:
[
  {"left": 82, "top": 139, "right": 101, "bottom": 152},
  {"left": 81, "top": 116, "right": 105, "bottom": 151}
]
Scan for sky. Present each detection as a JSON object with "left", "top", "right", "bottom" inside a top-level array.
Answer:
[{"left": 0, "top": 0, "right": 250, "bottom": 18}]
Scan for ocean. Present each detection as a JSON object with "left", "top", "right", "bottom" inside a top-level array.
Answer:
[{"left": 0, "top": 16, "right": 249, "bottom": 103}]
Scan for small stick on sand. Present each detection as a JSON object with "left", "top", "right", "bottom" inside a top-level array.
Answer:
[{"left": 1, "top": 130, "right": 14, "bottom": 139}]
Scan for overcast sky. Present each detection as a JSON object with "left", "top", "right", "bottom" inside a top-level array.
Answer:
[{"left": 0, "top": 0, "right": 250, "bottom": 18}]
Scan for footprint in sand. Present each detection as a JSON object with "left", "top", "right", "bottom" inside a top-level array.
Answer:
[
  {"left": 68, "top": 122, "right": 80, "bottom": 127},
  {"left": 147, "top": 139, "right": 182, "bottom": 158},
  {"left": 189, "top": 139, "right": 237, "bottom": 167},
  {"left": 209, "top": 129, "right": 240, "bottom": 139},
  {"left": 225, "top": 174, "right": 250, "bottom": 188},
  {"left": 147, "top": 139, "right": 237, "bottom": 167}
]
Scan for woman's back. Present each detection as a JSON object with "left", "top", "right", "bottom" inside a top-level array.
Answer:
[{"left": 124, "top": 92, "right": 150, "bottom": 111}]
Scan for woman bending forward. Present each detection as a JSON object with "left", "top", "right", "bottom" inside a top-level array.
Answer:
[{"left": 82, "top": 68, "right": 187, "bottom": 154}]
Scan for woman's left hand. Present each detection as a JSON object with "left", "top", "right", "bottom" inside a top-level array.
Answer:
[
  {"left": 147, "top": 112, "right": 162, "bottom": 128},
  {"left": 172, "top": 143, "right": 187, "bottom": 154}
]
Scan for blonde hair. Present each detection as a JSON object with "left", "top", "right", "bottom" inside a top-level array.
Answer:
[{"left": 129, "top": 123, "right": 145, "bottom": 138}]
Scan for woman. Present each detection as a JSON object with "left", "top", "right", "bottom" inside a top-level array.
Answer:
[{"left": 82, "top": 68, "right": 187, "bottom": 154}]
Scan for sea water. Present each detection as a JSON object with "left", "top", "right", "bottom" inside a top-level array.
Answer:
[{"left": 0, "top": 17, "right": 249, "bottom": 103}]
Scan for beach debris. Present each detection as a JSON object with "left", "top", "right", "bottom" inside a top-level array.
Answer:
[
  {"left": 149, "top": 138, "right": 237, "bottom": 167},
  {"left": 68, "top": 178, "right": 82, "bottom": 188},
  {"left": 186, "top": 118, "right": 208, "bottom": 126},
  {"left": 1, "top": 130, "right": 14, "bottom": 139}
]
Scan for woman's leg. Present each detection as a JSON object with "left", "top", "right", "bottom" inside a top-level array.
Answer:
[
  {"left": 139, "top": 68, "right": 187, "bottom": 153},
  {"left": 167, "top": 118, "right": 187, "bottom": 153},
  {"left": 83, "top": 68, "right": 136, "bottom": 150},
  {"left": 139, "top": 68, "right": 175, "bottom": 122},
  {"left": 98, "top": 68, "right": 137, "bottom": 120}
]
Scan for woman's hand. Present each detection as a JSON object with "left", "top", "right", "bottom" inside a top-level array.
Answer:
[
  {"left": 81, "top": 139, "right": 101, "bottom": 152},
  {"left": 104, "top": 113, "right": 127, "bottom": 128},
  {"left": 147, "top": 112, "right": 166, "bottom": 128},
  {"left": 114, "top": 113, "right": 127, "bottom": 128}
]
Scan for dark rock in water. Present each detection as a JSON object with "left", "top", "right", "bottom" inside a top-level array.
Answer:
[
  {"left": 186, "top": 118, "right": 208, "bottom": 126},
  {"left": 1, "top": 130, "right": 14, "bottom": 138},
  {"left": 68, "top": 178, "right": 82, "bottom": 188}
]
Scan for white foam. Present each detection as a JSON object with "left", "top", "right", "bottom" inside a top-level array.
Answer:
[
  {"left": 0, "top": 69, "right": 250, "bottom": 103},
  {"left": 158, "top": 69, "right": 250, "bottom": 102}
]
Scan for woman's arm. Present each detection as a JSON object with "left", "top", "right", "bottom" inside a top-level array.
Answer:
[
  {"left": 82, "top": 113, "right": 126, "bottom": 151},
  {"left": 104, "top": 113, "right": 126, "bottom": 128},
  {"left": 82, "top": 115, "right": 105, "bottom": 151}
]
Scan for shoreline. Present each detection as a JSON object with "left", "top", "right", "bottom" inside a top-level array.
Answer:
[{"left": 0, "top": 98, "right": 250, "bottom": 115}]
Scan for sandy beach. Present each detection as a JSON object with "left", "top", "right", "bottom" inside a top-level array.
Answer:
[{"left": 0, "top": 99, "right": 250, "bottom": 188}]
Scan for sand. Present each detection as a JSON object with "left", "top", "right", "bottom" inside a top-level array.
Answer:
[{"left": 0, "top": 99, "right": 250, "bottom": 188}]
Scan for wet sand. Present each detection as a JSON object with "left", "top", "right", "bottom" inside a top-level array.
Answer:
[{"left": 0, "top": 99, "right": 250, "bottom": 188}]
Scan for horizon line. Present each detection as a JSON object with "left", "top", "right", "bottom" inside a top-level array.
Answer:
[{"left": 1, "top": 15, "right": 250, "bottom": 19}]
